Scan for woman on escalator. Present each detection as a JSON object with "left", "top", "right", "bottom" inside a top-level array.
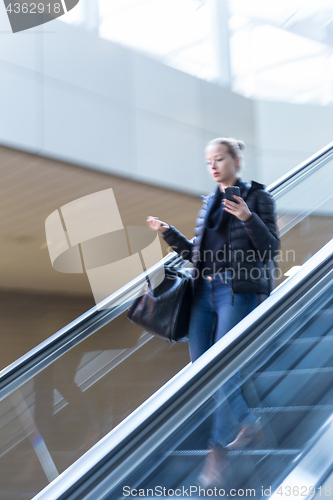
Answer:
[{"left": 146, "top": 137, "right": 280, "bottom": 487}]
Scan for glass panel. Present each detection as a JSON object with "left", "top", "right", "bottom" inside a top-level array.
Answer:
[
  {"left": 0, "top": 313, "right": 190, "bottom": 499},
  {"left": 274, "top": 155, "right": 333, "bottom": 287},
  {"left": 0, "top": 291, "right": 95, "bottom": 371},
  {"left": 118, "top": 281, "right": 333, "bottom": 497}
]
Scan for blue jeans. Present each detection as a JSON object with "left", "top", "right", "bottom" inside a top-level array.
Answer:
[{"left": 188, "top": 274, "right": 258, "bottom": 447}]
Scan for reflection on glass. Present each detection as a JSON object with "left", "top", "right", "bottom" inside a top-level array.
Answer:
[
  {"left": 0, "top": 312, "right": 189, "bottom": 499},
  {"left": 274, "top": 157, "right": 333, "bottom": 286}
]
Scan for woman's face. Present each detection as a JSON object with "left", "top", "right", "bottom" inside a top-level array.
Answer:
[{"left": 205, "top": 144, "right": 239, "bottom": 186}]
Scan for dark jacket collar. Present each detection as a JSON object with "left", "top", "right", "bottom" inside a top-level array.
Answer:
[{"left": 200, "top": 178, "right": 265, "bottom": 204}]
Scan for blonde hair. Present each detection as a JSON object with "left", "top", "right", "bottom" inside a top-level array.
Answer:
[{"left": 206, "top": 137, "right": 245, "bottom": 169}]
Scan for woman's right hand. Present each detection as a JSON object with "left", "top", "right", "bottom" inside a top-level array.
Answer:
[{"left": 146, "top": 216, "right": 170, "bottom": 234}]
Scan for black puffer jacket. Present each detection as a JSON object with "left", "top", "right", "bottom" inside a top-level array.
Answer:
[{"left": 162, "top": 179, "right": 280, "bottom": 297}]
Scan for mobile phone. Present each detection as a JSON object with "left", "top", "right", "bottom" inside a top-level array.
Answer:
[{"left": 225, "top": 186, "right": 240, "bottom": 202}]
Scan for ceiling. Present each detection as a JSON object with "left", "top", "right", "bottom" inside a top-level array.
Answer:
[{"left": 62, "top": 0, "right": 333, "bottom": 105}]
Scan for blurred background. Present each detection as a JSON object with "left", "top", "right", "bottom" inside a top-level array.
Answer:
[
  {"left": 1, "top": 0, "right": 333, "bottom": 360},
  {"left": 1, "top": 2, "right": 333, "bottom": 496}
]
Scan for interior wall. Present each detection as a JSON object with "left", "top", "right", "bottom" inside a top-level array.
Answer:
[{"left": 254, "top": 101, "right": 333, "bottom": 186}]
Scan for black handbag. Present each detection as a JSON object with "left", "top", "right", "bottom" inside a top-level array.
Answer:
[{"left": 127, "top": 266, "right": 193, "bottom": 342}]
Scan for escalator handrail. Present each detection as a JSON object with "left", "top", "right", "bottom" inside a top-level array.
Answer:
[
  {"left": 267, "top": 140, "right": 333, "bottom": 193},
  {"left": 0, "top": 249, "right": 184, "bottom": 397},
  {"left": 32, "top": 239, "right": 333, "bottom": 500},
  {"left": 270, "top": 414, "right": 333, "bottom": 499},
  {"left": 3, "top": 140, "right": 333, "bottom": 397}
]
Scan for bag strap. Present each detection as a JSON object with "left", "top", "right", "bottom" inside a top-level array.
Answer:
[{"left": 143, "top": 274, "right": 153, "bottom": 294}]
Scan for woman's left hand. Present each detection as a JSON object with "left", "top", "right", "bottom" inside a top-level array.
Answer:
[{"left": 222, "top": 195, "right": 252, "bottom": 222}]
